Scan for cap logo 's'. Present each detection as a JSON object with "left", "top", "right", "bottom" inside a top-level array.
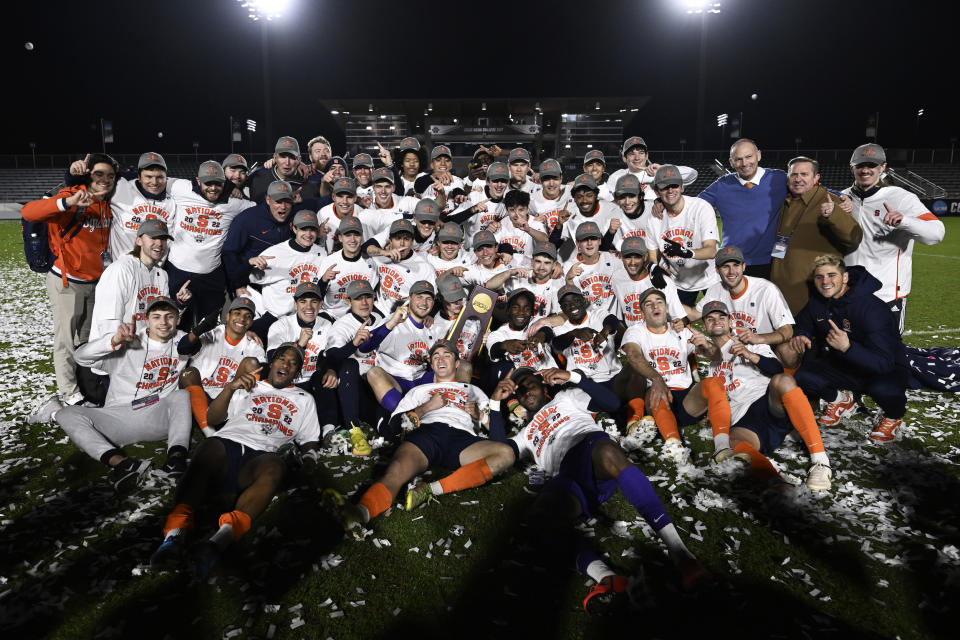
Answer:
[
  {"left": 282, "top": 139, "right": 293, "bottom": 147},
  {"left": 206, "top": 165, "right": 218, "bottom": 175}
]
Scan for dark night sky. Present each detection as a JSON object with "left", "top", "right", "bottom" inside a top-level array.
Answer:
[{"left": 3, "top": 0, "right": 953, "bottom": 157}]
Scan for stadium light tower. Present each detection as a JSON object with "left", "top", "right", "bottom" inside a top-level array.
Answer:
[
  {"left": 680, "top": 1, "right": 722, "bottom": 152},
  {"left": 236, "top": 0, "right": 292, "bottom": 146}
]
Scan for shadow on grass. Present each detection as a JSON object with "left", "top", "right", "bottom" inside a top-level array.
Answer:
[{"left": 875, "top": 451, "right": 960, "bottom": 639}]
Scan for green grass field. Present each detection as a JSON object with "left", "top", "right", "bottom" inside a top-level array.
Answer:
[{"left": 1, "top": 219, "right": 958, "bottom": 639}]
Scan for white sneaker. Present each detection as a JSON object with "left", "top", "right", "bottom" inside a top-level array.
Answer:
[
  {"left": 661, "top": 438, "right": 690, "bottom": 465},
  {"left": 626, "top": 416, "right": 658, "bottom": 444},
  {"left": 805, "top": 463, "right": 832, "bottom": 491},
  {"left": 27, "top": 394, "right": 63, "bottom": 425},
  {"left": 63, "top": 391, "right": 85, "bottom": 406}
]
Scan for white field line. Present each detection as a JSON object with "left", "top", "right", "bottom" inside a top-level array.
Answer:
[
  {"left": 903, "top": 327, "right": 960, "bottom": 336},
  {"left": 916, "top": 253, "right": 960, "bottom": 260}
]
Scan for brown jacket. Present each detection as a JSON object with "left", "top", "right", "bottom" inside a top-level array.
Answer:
[{"left": 771, "top": 185, "right": 862, "bottom": 313}]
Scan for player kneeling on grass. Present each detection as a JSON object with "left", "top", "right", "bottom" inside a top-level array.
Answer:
[
  {"left": 328, "top": 340, "right": 514, "bottom": 536},
  {"left": 619, "top": 288, "right": 737, "bottom": 465},
  {"left": 791, "top": 256, "right": 909, "bottom": 443},
  {"left": 53, "top": 297, "right": 192, "bottom": 492},
  {"left": 150, "top": 344, "right": 321, "bottom": 575},
  {"left": 487, "top": 368, "right": 710, "bottom": 613},
  {"left": 701, "top": 301, "right": 832, "bottom": 490}
]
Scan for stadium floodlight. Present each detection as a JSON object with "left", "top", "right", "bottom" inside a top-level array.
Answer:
[
  {"left": 594, "top": 101, "right": 600, "bottom": 110},
  {"left": 237, "top": 0, "right": 291, "bottom": 21},
  {"left": 246, "top": 119, "right": 257, "bottom": 133},
  {"left": 368, "top": 103, "right": 374, "bottom": 112},
  {"left": 683, "top": 0, "right": 721, "bottom": 14},
  {"left": 481, "top": 102, "right": 487, "bottom": 111},
  {"left": 330, "top": 110, "right": 339, "bottom": 115},
  {"left": 917, "top": 108, "right": 925, "bottom": 117},
  {"left": 717, "top": 113, "right": 728, "bottom": 127}
]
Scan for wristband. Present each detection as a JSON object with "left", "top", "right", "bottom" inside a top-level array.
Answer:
[
  {"left": 489, "top": 400, "right": 501, "bottom": 412},
  {"left": 568, "top": 371, "right": 582, "bottom": 384}
]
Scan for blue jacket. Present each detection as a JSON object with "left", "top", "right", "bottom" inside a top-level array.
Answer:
[
  {"left": 698, "top": 169, "right": 787, "bottom": 266},
  {"left": 794, "top": 266, "right": 905, "bottom": 374},
  {"left": 222, "top": 204, "right": 296, "bottom": 290}
]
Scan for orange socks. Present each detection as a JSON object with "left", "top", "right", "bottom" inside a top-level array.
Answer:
[
  {"left": 733, "top": 441, "right": 780, "bottom": 482},
  {"left": 359, "top": 482, "right": 393, "bottom": 520},
  {"left": 218, "top": 510, "right": 252, "bottom": 541},
  {"left": 782, "top": 387, "right": 826, "bottom": 455},
  {"left": 186, "top": 385, "right": 210, "bottom": 432},
  {"left": 701, "top": 377, "right": 731, "bottom": 438},
  {"left": 652, "top": 402, "right": 681, "bottom": 441},
  {"left": 438, "top": 459, "right": 493, "bottom": 494},
  {"left": 627, "top": 398, "right": 646, "bottom": 422},
  {"left": 163, "top": 503, "right": 195, "bottom": 537}
]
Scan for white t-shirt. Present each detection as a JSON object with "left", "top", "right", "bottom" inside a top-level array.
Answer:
[
  {"left": 186, "top": 325, "right": 266, "bottom": 396},
  {"left": 707, "top": 340, "right": 775, "bottom": 425},
  {"left": 487, "top": 324, "right": 557, "bottom": 370},
  {"left": 327, "top": 312, "right": 383, "bottom": 375},
  {"left": 696, "top": 276, "right": 794, "bottom": 335},
  {"left": 494, "top": 217, "right": 548, "bottom": 261},
  {"left": 392, "top": 382, "right": 490, "bottom": 434},
  {"left": 562, "top": 253, "right": 623, "bottom": 314},
  {"left": 90, "top": 254, "right": 170, "bottom": 340},
  {"left": 372, "top": 252, "right": 435, "bottom": 316},
  {"left": 503, "top": 277, "right": 565, "bottom": 318},
  {"left": 530, "top": 186, "right": 574, "bottom": 235},
  {"left": 317, "top": 205, "right": 372, "bottom": 254},
  {"left": 167, "top": 181, "right": 254, "bottom": 274},
  {"left": 249, "top": 240, "right": 327, "bottom": 317},
  {"left": 454, "top": 191, "right": 506, "bottom": 246},
  {"left": 511, "top": 387, "right": 600, "bottom": 474},
  {"left": 108, "top": 178, "right": 177, "bottom": 260},
  {"left": 74, "top": 329, "right": 189, "bottom": 407},
  {"left": 621, "top": 324, "right": 694, "bottom": 390},
  {"left": 373, "top": 316, "right": 441, "bottom": 380},
  {"left": 215, "top": 380, "right": 320, "bottom": 452},
  {"left": 315, "top": 251, "right": 379, "bottom": 318},
  {"left": 425, "top": 250, "right": 475, "bottom": 279},
  {"left": 610, "top": 269, "right": 686, "bottom": 327},
  {"left": 642, "top": 196, "right": 720, "bottom": 291},
  {"left": 605, "top": 165, "right": 699, "bottom": 202},
  {"left": 553, "top": 309, "right": 622, "bottom": 382},
  {"left": 267, "top": 314, "right": 334, "bottom": 384}
]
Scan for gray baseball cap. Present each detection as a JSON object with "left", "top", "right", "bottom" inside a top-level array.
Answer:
[
  {"left": 372, "top": 167, "right": 394, "bottom": 183},
  {"left": 337, "top": 216, "right": 364, "bottom": 236},
  {"left": 653, "top": 165, "right": 683, "bottom": 189},
  {"left": 275, "top": 136, "right": 300, "bottom": 157},
  {"left": 409, "top": 280, "right": 436, "bottom": 296},
  {"left": 702, "top": 300, "right": 730, "bottom": 317},
  {"left": 137, "top": 218, "right": 173, "bottom": 239},
  {"left": 431, "top": 144, "right": 452, "bottom": 160},
  {"left": 222, "top": 153, "right": 248, "bottom": 169},
  {"left": 437, "top": 273, "right": 467, "bottom": 301},
  {"left": 532, "top": 241, "right": 557, "bottom": 260},
  {"left": 583, "top": 149, "right": 606, "bottom": 166},
  {"left": 346, "top": 279, "right": 375, "bottom": 299},
  {"left": 508, "top": 148, "right": 531, "bottom": 164},
  {"left": 414, "top": 198, "right": 441, "bottom": 222},
  {"left": 197, "top": 161, "right": 225, "bottom": 183},
  {"left": 437, "top": 222, "right": 464, "bottom": 243},
  {"left": 293, "top": 282, "right": 322, "bottom": 299},
  {"left": 486, "top": 162, "right": 509, "bottom": 182},
  {"left": 557, "top": 284, "right": 584, "bottom": 300},
  {"left": 614, "top": 173, "right": 641, "bottom": 196},
  {"left": 473, "top": 230, "right": 497, "bottom": 248},
  {"left": 571, "top": 173, "right": 598, "bottom": 192},
  {"left": 146, "top": 296, "right": 179, "bottom": 314},
  {"left": 389, "top": 218, "right": 416, "bottom": 237},
  {"left": 850, "top": 143, "right": 886, "bottom": 165},
  {"left": 267, "top": 180, "right": 294, "bottom": 201},
  {"left": 352, "top": 153, "right": 374, "bottom": 168},
  {"left": 400, "top": 137, "right": 421, "bottom": 152},
  {"left": 333, "top": 177, "right": 357, "bottom": 195},
  {"left": 428, "top": 338, "right": 459, "bottom": 360},
  {"left": 228, "top": 296, "right": 256, "bottom": 314},
  {"left": 638, "top": 287, "right": 666, "bottom": 307},
  {"left": 715, "top": 246, "right": 745, "bottom": 267},
  {"left": 292, "top": 210, "right": 319, "bottom": 229},
  {"left": 138, "top": 152, "right": 166, "bottom": 171},
  {"left": 507, "top": 288, "right": 536, "bottom": 306},
  {"left": 621, "top": 136, "right": 647, "bottom": 155},
  {"left": 575, "top": 221, "right": 602, "bottom": 241},
  {"left": 538, "top": 159, "right": 562, "bottom": 179},
  {"left": 620, "top": 236, "right": 646, "bottom": 257}
]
